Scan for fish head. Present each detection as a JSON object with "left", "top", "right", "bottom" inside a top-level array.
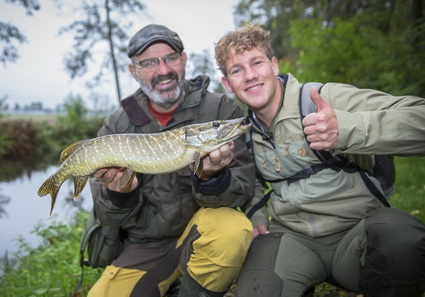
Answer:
[{"left": 184, "top": 117, "right": 252, "bottom": 152}]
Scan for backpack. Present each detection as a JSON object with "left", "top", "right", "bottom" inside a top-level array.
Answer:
[
  {"left": 246, "top": 81, "right": 395, "bottom": 218},
  {"left": 70, "top": 211, "right": 123, "bottom": 296},
  {"left": 79, "top": 210, "right": 123, "bottom": 269}
]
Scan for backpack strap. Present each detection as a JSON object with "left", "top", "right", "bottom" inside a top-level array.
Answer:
[
  {"left": 122, "top": 95, "right": 151, "bottom": 126},
  {"left": 300, "top": 82, "right": 324, "bottom": 117},
  {"left": 246, "top": 191, "right": 271, "bottom": 219},
  {"left": 298, "top": 82, "right": 391, "bottom": 207}
]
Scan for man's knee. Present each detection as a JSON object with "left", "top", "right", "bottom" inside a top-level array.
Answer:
[
  {"left": 360, "top": 208, "right": 425, "bottom": 296},
  {"left": 234, "top": 232, "right": 284, "bottom": 297},
  {"left": 193, "top": 207, "right": 253, "bottom": 264},
  {"left": 180, "top": 208, "right": 253, "bottom": 292}
]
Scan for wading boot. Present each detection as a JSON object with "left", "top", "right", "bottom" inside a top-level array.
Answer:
[{"left": 177, "top": 273, "right": 227, "bottom": 297}]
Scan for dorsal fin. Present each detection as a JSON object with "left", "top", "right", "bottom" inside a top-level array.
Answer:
[{"left": 59, "top": 139, "right": 88, "bottom": 163}]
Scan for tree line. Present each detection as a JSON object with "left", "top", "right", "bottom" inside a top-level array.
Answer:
[
  {"left": 2, "top": 0, "right": 424, "bottom": 106},
  {"left": 234, "top": 0, "right": 425, "bottom": 96}
]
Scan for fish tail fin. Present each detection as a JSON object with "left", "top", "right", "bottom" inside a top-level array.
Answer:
[
  {"left": 73, "top": 176, "right": 89, "bottom": 201},
  {"left": 37, "top": 175, "right": 62, "bottom": 216}
]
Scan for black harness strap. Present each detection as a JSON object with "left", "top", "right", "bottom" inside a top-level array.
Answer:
[
  {"left": 122, "top": 95, "right": 151, "bottom": 126},
  {"left": 247, "top": 191, "right": 271, "bottom": 219}
]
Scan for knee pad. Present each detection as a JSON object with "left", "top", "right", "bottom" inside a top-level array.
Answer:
[
  {"left": 360, "top": 208, "right": 425, "bottom": 296},
  {"left": 234, "top": 232, "right": 284, "bottom": 297}
]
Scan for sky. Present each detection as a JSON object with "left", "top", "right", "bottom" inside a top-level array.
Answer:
[{"left": 0, "top": 0, "right": 240, "bottom": 110}]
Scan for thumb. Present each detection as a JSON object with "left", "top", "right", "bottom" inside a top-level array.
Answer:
[{"left": 310, "top": 86, "right": 330, "bottom": 112}]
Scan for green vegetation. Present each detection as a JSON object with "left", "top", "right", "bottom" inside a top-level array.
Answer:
[
  {"left": 236, "top": 0, "right": 425, "bottom": 97},
  {"left": 0, "top": 212, "right": 103, "bottom": 297}
]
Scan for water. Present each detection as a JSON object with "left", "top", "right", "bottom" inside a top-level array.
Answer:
[{"left": 0, "top": 165, "right": 93, "bottom": 257}]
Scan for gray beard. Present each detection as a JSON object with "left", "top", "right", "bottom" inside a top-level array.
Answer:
[{"left": 137, "top": 72, "right": 185, "bottom": 109}]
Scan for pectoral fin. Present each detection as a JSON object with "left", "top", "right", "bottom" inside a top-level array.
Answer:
[
  {"left": 118, "top": 168, "right": 136, "bottom": 192},
  {"left": 192, "top": 151, "right": 203, "bottom": 177}
]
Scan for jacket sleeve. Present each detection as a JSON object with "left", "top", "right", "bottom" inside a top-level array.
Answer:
[
  {"left": 321, "top": 83, "right": 425, "bottom": 156},
  {"left": 191, "top": 96, "right": 256, "bottom": 209}
]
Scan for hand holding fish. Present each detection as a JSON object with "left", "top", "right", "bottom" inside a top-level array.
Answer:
[
  {"left": 93, "top": 167, "right": 138, "bottom": 193},
  {"left": 191, "top": 141, "right": 234, "bottom": 180}
]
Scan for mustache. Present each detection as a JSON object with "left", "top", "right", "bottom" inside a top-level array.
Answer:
[{"left": 151, "top": 72, "right": 179, "bottom": 88}]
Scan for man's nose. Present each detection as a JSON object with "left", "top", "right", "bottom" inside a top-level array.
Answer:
[
  {"left": 156, "top": 59, "right": 172, "bottom": 75},
  {"left": 244, "top": 66, "right": 258, "bottom": 81}
]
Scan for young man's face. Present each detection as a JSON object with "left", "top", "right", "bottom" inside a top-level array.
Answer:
[{"left": 221, "top": 47, "right": 280, "bottom": 112}]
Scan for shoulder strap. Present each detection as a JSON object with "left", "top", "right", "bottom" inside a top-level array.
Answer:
[
  {"left": 122, "top": 95, "right": 151, "bottom": 126},
  {"left": 300, "top": 82, "right": 324, "bottom": 117},
  {"left": 299, "top": 83, "right": 391, "bottom": 207}
]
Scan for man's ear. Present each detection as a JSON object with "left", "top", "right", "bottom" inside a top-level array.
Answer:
[
  {"left": 271, "top": 56, "right": 280, "bottom": 76},
  {"left": 181, "top": 52, "right": 188, "bottom": 66},
  {"left": 128, "top": 63, "right": 138, "bottom": 81},
  {"left": 221, "top": 76, "right": 234, "bottom": 93}
]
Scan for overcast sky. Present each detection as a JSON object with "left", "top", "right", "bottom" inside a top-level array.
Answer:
[{"left": 0, "top": 0, "right": 240, "bottom": 110}]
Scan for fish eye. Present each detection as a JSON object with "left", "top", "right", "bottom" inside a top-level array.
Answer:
[{"left": 212, "top": 121, "right": 221, "bottom": 128}]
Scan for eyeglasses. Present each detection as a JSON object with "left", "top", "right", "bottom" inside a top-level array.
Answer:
[{"left": 132, "top": 52, "right": 182, "bottom": 72}]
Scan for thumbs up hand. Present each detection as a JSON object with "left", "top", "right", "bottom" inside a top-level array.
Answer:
[{"left": 302, "top": 86, "right": 339, "bottom": 151}]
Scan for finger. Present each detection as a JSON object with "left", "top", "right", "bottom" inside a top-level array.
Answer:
[
  {"left": 207, "top": 147, "right": 224, "bottom": 165},
  {"left": 253, "top": 228, "right": 260, "bottom": 238},
  {"left": 310, "top": 86, "right": 330, "bottom": 113},
  {"left": 92, "top": 168, "right": 109, "bottom": 178},
  {"left": 99, "top": 168, "right": 120, "bottom": 184},
  {"left": 227, "top": 140, "right": 235, "bottom": 151},
  {"left": 257, "top": 224, "right": 270, "bottom": 235}
]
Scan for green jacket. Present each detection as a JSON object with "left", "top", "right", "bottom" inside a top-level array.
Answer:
[
  {"left": 90, "top": 75, "right": 255, "bottom": 243},
  {"left": 247, "top": 73, "right": 425, "bottom": 237}
]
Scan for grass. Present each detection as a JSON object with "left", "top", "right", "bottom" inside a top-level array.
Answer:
[{"left": 0, "top": 113, "right": 58, "bottom": 123}]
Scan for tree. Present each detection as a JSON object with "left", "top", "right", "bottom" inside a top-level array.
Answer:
[
  {"left": 234, "top": 0, "right": 425, "bottom": 96},
  {"left": 187, "top": 49, "right": 224, "bottom": 92},
  {"left": 0, "top": 95, "right": 9, "bottom": 117},
  {"left": 59, "top": 0, "right": 145, "bottom": 106},
  {"left": 0, "top": 0, "right": 40, "bottom": 65}
]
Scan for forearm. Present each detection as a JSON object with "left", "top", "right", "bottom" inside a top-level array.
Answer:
[{"left": 323, "top": 83, "right": 425, "bottom": 156}]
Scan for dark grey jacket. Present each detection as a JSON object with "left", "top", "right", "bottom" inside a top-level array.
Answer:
[{"left": 89, "top": 76, "right": 255, "bottom": 243}]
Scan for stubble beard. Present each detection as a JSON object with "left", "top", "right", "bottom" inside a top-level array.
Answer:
[{"left": 137, "top": 70, "right": 185, "bottom": 109}]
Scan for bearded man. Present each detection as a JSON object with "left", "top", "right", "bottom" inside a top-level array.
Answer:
[{"left": 87, "top": 24, "right": 255, "bottom": 297}]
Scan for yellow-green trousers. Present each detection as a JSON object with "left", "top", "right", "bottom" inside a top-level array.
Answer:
[{"left": 88, "top": 207, "right": 253, "bottom": 297}]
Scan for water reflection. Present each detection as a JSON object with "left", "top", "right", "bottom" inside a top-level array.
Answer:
[
  {"left": 0, "top": 157, "right": 53, "bottom": 182},
  {"left": 0, "top": 191, "right": 10, "bottom": 218},
  {"left": 0, "top": 165, "right": 92, "bottom": 257}
]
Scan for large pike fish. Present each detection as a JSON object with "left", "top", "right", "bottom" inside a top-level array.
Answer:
[{"left": 37, "top": 117, "right": 251, "bottom": 214}]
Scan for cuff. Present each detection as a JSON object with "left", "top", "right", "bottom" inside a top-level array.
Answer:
[
  {"left": 191, "top": 167, "right": 232, "bottom": 196},
  {"left": 106, "top": 174, "right": 142, "bottom": 208}
]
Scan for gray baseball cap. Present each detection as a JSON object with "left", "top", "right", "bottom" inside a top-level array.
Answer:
[{"left": 127, "top": 24, "right": 184, "bottom": 58}]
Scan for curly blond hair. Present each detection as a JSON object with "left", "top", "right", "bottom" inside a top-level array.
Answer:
[{"left": 215, "top": 24, "right": 274, "bottom": 76}]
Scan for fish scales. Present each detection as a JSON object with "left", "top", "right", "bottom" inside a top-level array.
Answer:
[{"left": 37, "top": 117, "right": 252, "bottom": 214}]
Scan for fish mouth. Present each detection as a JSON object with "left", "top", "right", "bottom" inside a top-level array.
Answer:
[{"left": 218, "top": 117, "right": 252, "bottom": 140}]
